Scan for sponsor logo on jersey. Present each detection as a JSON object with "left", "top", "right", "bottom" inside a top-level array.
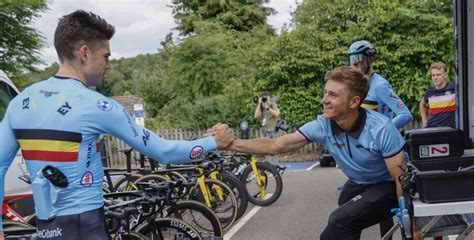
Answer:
[
  {"left": 332, "top": 142, "right": 346, "bottom": 148},
  {"left": 97, "top": 99, "right": 113, "bottom": 111},
  {"left": 57, "top": 101, "right": 72, "bottom": 115},
  {"left": 81, "top": 171, "right": 93, "bottom": 187},
  {"left": 142, "top": 129, "right": 150, "bottom": 146},
  {"left": 122, "top": 109, "right": 139, "bottom": 137},
  {"left": 37, "top": 227, "right": 63, "bottom": 238},
  {"left": 39, "top": 90, "right": 59, "bottom": 98},
  {"left": 397, "top": 102, "right": 404, "bottom": 109},
  {"left": 190, "top": 146, "right": 203, "bottom": 159},
  {"left": 22, "top": 98, "right": 30, "bottom": 109},
  {"left": 389, "top": 93, "right": 399, "bottom": 100}
]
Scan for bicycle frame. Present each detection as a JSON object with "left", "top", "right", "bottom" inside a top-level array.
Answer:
[
  {"left": 196, "top": 168, "right": 225, "bottom": 208},
  {"left": 2, "top": 194, "right": 33, "bottom": 222},
  {"left": 249, "top": 156, "right": 267, "bottom": 200}
]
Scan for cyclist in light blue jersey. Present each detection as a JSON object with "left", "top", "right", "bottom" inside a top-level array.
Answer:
[
  {"left": 348, "top": 40, "right": 413, "bottom": 129},
  {"left": 0, "top": 10, "right": 233, "bottom": 239},
  {"left": 225, "top": 66, "right": 419, "bottom": 239},
  {"left": 348, "top": 40, "right": 413, "bottom": 238}
]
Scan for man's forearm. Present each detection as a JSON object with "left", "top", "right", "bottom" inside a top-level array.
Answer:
[{"left": 229, "top": 138, "right": 278, "bottom": 155}]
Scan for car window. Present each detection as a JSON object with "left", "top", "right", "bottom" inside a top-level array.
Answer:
[{"left": 0, "top": 81, "right": 18, "bottom": 121}]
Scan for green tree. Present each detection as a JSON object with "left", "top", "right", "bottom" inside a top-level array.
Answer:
[
  {"left": 0, "top": 0, "right": 48, "bottom": 88},
  {"left": 255, "top": 0, "right": 454, "bottom": 126},
  {"left": 171, "top": 0, "right": 275, "bottom": 35}
]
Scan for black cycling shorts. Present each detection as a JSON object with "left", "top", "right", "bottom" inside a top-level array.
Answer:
[{"left": 36, "top": 207, "right": 110, "bottom": 240}]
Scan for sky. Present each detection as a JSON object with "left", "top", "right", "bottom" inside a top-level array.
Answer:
[{"left": 32, "top": 0, "right": 300, "bottom": 68}]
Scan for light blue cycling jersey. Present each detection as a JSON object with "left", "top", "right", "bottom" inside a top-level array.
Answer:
[
  {"left": 299, "top": 109, "right": 405, "bottom": 184},
  {"left": 361, "top": 73, "right": 413, "bottom": 129},
  {"left": 0, "top": 76, "right": 217, "bottom": 230}
]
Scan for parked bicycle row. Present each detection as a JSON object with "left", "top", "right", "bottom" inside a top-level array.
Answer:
[{"left": 2, "top": 149, "right": 284, "bottom": 239}]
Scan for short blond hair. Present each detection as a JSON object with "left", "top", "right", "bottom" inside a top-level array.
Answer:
[
  {"left": 430, "top": 61, "right": 448, "bottom": 73},
  {"left": 324, "top": 66, "right": 370, "bottom": 102}
]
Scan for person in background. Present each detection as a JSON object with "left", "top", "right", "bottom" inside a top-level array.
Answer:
[
  {"left": 254, "top": 90, "right": 280, "bottom": 166},
  {"left": 348, "top": 40, "right": 413, "bottom": 129},
  {"left": 419, "top": 61, "right": 456, "bottom": 128}
]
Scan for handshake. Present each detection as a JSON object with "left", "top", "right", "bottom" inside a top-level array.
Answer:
[{"left": 207, "top": 123, "right": 235, "bottom": 150}]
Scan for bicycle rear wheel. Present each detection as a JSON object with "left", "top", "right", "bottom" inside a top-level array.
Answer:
[
  {"left": 111, "top": 231, "right": 146, "bottom": 240},
  {"left": 136, "top": 217, "right": 202, "bottom": 240},
  {"left": 219, "top": 172, "right": 248, "bottom": 220},
  {"left": 161, "top": 200, "right": 222, "bottom": 238},
  {"left": 241, "top": 162, "right": 283, "bottom": 206}
]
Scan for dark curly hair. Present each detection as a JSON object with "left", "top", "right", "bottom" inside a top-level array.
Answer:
[{"left": 54, "top": 10, "right": 115, "bottom": 62}]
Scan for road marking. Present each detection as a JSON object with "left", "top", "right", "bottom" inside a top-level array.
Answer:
[
  {"left": 224, "top": 194, "right": 273, "bottom": 240},
  {"left": 307, "top": 161, "right": 320, "bottom": 170},
  {"left": 223, "top": 205, "right": 262, "bottom": 240}
]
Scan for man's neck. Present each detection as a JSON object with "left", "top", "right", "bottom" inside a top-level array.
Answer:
[
  {"left": 334, "top": 109, "right": 360, "bottom": 132},
  {"left": 55, "top": 61, "right": 87, "bottom": 85},
  {"left": 435, "top": 81, "right": 447, "bottom": 90}
]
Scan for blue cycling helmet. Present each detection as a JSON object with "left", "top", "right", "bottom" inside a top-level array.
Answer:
[
  {"left": 348, "top": 40, "right": 376, "bottom": 64},
  {"left": 348, "top": 40, "right": 376, "bottom": 56}
]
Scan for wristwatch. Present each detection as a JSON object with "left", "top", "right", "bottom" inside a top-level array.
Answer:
[{"left": 266, "top": 108, "right": 270, "bottom": 110}]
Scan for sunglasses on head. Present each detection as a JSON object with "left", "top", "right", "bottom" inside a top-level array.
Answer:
[{"left": 349, "top": 54, "right": 368, "bottom": 65}]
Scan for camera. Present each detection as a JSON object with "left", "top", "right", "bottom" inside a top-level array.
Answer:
[{"left": 261, "top": 97, "right": 267, "bottom": 102}]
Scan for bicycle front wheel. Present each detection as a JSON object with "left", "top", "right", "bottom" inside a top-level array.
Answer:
[
  {"left": 188, "top": 179, "right": 238, "bottom": 232},
  {"left": 241, "top": 162, "right": 283, "bottom": 206}
]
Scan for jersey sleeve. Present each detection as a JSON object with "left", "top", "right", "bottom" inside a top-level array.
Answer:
[
  {"left": 374, "top": 82, "right": 413, "bottom": 129},
  {"left": 0, "top": 106, "right": 20, "bottom": 231},
  {"left": 297, "top": 116, "right": 327, "bottom": 145},
  {"left": 83, "top": 97, "right": 217, "bottom": 164},
  {"left": 377, "top": 121, "right": 405, "bottom": 158}
]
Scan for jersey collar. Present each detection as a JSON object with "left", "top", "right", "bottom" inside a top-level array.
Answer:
[
  {"left": 54, "top": 75, "right": 87, "bottom": 87},
  {"left": 330, "top": 109, "right": 367, "bottom": 139}
]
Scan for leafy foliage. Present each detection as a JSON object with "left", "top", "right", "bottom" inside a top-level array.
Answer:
[
  {"left": 0, "top": 0, "right": 48, "bottom": 89},
  {"left": 27, "top": 0, "right": 454, "bottom": 130},
  {"left": 171, "top": 0, "right": 275, "bottom": 35},
  {"left": 254, "top": 0, "right": 454, "bottom": 126}
]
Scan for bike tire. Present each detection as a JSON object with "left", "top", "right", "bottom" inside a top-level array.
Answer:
[
  {"left": 219, "top": 172, "right": 248, "bottom": 220},
  {"left": 112, "top": 230, "right": 146, "bottom": 240},
  {"left": 241, "top": 162, "right": 283, "bottom": 206},
  {"left": 3, "top": 220, "right": 36, "bottom": 239},
  {"left": 113, "top": 173, "right": 143, "bottom": 192},
  {"left": 188, "top": 178, "right": 238, "bottom": 233},
  {"left": 136, "top": 217, "right": 202, "bottom": 240},
  {"left": 161, "top": 200, "right": 223, "bottom": 237},
  {"left": 133, "top": 174, "right": 169, "bottom": 186}
]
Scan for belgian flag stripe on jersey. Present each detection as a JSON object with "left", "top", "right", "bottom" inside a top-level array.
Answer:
[
  {"left": 21, "top": 150, "right": 78, "bottom": 162},
  {"left": 17, "top": 140, "right": 80, "bottom": 152},
  {"left": 13, "top": 129, "right": 82, "bottom": 162},
  {"left": 13, "top": 129, "right": 82, "bottom": 142},
  {"left": 361, "top": 100, "right": 378, "bottom": 111}
]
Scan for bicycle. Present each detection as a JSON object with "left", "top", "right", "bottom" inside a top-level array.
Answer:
[
  {"left": 105, "top": 180, "right": 206, "bottom": 240},
  {"left": 224, "top": 153, "right": 283, "bottom": 206}
]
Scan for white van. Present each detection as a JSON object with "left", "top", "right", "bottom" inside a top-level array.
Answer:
[{"left": 0, "top": 70, "right": 32, "bottom": 196}]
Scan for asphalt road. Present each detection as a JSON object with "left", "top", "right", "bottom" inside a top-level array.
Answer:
[{"left": 224, "top": 165, "right": 474, "bottom": 240}]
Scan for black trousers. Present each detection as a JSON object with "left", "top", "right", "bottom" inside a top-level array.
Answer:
[
  {"left": 36, "top": 207, "right": 111, "bottom": 240},
  {"left": 320, "top": 180, "right": 398, "bottom": 240}
]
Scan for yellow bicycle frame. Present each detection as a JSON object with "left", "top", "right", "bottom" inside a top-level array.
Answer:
[
  {"left": 196, "top": 168, "right": 225, "bottom": 208},
  {"left": 250, "top": 156, "right": 267, "bottom": 200}
]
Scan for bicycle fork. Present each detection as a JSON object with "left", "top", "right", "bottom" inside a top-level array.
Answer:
[
  {"left": 250, "top": 156, "right": 267, "bottom": 200},
  {"left": 197, "top": 169, "right": 225, "bottom": 208}
]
